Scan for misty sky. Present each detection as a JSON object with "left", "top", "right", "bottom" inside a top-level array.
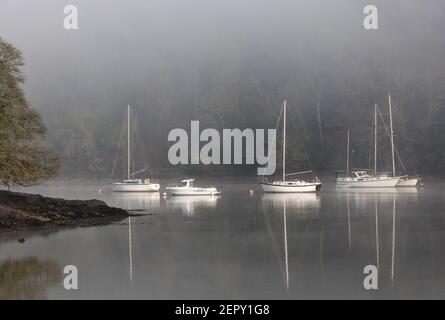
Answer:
[{"left": 1, "top": 0, "right": 443, "bottom": 115}]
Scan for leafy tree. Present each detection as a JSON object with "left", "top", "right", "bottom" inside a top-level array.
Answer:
[{"left": 0, "top": 38, "right": 59, "bottom": 189}]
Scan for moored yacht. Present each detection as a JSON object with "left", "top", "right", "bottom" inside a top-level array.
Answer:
[
  {"left": 165, "top": 179, "right": 220, "bottom": 196},
  {"left": 112, "top": 178, "right": 160, "bottom": 192},
  {"left": 336, "top": 170, "right": 400, "bottom": 188},
  {"left": 111, "top": 105, "right": 160, "bottom": 192},
  {"left": 336, "top": 104, "right": 402, "bottom": 188},
  {"left": 259, "top": 100, "right": 322, "bottom": 193},
  {"left": 260, "top": 176, "right": 321, "bottom": 193}
]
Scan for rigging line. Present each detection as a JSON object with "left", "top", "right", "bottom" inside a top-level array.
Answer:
[
  {"left": 130, "top": 168, "right": 147, "bottom": 177},
  {"left": 285, "top": 170, "right": 313, "bottom": 176},
  {"left": 136, "top": 124, "right": 149, "bottom": 173},
  {"left": 110, "top": 115, "right": 126, "bottom": 181},
  {"left": 368, "top": 111, "right": 374, "bottom": 171},
  {"left": 289, "top": 103, "right": 314, "bottom": 173},
  {"left": 131, "top": 106, "right": 149, "bottom": 174},
  {"left": 376, "top": 105, "right": 407, "bottom": 172},
  {"left": 130, "top": 110, "right": 134, "bottom": 176},
  {"left": 138, "top": 125, "right": 150, "bottom": 175},
  {"left": 261, "top": 103, "right": 283, "bottom": 178}
]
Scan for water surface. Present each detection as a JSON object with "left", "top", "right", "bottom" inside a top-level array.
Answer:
[{"left": 1, "top": 178, "right": 444, "bottom": 299}]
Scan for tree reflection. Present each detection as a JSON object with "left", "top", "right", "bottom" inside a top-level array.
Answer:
[{"left": 0, "top": 258, "right": 60, "bottom": 299}]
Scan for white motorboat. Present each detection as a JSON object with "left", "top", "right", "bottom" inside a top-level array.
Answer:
[
  {"left": 111, "top": 105, "right": 160, "bottom": 192},
  {"left": 165, "top": 179, "right": 220, "bottom": 196},
  {"left": 259, "top": 100, "right": 322, "bottom": 193}
]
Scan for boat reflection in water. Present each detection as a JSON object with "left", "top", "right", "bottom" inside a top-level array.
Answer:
[
  {"left": 260, "top": 193, "right": 320, "bottom": 290},
  {"left": 110, "top": 194, "right": 161, "bottom": 285},
  {"left": 108, "top": 192, "right": 161, "bottom": 212},
  {"left": 342, "top": 189, "right": 401, "bottom": 290},
  {"left": 336, "top": 187, "right": 418, "bottom": 195},
  {"left": 165, "top": 195, "right": 220, "bottom": 216},
  {"left": 261, "top": 193, "right": 320, "bottom": 215}
]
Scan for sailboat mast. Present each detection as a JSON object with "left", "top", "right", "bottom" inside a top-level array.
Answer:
[
  {"left": 374, "top": 104, "right": 378, "bottom": 176},
  {"left": 283, "top": 100, "right": 286, "bottom": 182},
  {"left": 388, "top": 94, "right": 396, "bottom": 177},
  {"left": 127, "top": 105, "right": 131, "bottom": 180},
  {"left": 346, "top": 130, "right": 350, "bottom": 174},
  {"left": 346, "top": 130, "right": 350, "bottom": 175}
]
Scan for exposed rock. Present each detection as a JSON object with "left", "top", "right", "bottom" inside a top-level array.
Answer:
[{"left": 0, "top": 190, "right": 128, "bottom": 230}]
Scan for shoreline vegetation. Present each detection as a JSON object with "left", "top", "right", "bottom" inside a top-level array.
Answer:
[
  {"left": 0, "top": 37, "right": 59, "bottom": 191},
  {"left": 0, "top": 190, "right": 128, "bottom": 233},
  {"left": 1, "top": 38, "right": 103, "bottom": 237}
]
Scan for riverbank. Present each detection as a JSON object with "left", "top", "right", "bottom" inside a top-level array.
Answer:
[{"left": 0, "top": 190, "right": 128, "bottom": 231}]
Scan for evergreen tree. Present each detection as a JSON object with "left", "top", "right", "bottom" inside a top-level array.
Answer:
[{"left": 0, "top": 38, "right": 59, "bottom": 188}]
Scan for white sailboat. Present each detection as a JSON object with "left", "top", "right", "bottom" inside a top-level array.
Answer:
[
  {"left": 165, "top": 178, "right": 220, "bottom": 196},
  {"left": 111, "top": 105, "right": 160, "bottom": 192},
  {"left": 336, "top": 104, "right": 401, "bottom": 188},
  {"left": 336, "top": 170, "right": 401, "bottom": 188},
  {"left": 259, "top": 100, "right": 321, "bottom": 193},
  {"left": 386, "top": 94, "right": 421, "bottom": 187}
]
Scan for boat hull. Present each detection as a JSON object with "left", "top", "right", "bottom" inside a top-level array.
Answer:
[
  {"left": 112, "top": 183, "right": 160, "bottom": 192},
  {"left": 166, "top": 187, "right": 220, "bottom": 196},
  {"left": 336, "top": 177, "right": 400, "bottom": 188},
  {"left": 260, "top": 182, "right": 321, "bottom": 193},
  {"left": 397, "top": 178, "right": 419, "bottom": 187}
]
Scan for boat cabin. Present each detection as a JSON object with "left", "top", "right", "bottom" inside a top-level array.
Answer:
[
  {"left": 180, "top": 179, "right": 195, "bottom": 188},
  {"left": 353, "top": 171, "right": 371, "bottom": 179},
  {"left": 335, "top": 170, "right": 373, "bottom": 180}
]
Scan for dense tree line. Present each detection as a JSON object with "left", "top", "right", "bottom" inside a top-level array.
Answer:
[{"left": 37, "top": 49, "right": 445, "bottom": 178}]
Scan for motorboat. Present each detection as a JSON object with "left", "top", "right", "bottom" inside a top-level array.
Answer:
[{"left": 165, "top": 179, "right": 220, "bottom": 196}]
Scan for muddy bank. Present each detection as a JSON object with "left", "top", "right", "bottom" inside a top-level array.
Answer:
[{"left": 0, "top": 190, "right": 128, "bottom": 232}]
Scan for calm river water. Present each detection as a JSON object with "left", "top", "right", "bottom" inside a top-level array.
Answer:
[{"left": 1, "top": 178, "right": 444, "bottom": 299}]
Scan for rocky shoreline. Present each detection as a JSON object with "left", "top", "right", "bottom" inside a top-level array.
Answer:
[{"left": 0, "top": 190, "right": 129, "bottom": 232}]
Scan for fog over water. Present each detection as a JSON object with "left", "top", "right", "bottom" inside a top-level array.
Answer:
[{"left": 1, "top": 2, "right": 445, "bottom": 300}]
